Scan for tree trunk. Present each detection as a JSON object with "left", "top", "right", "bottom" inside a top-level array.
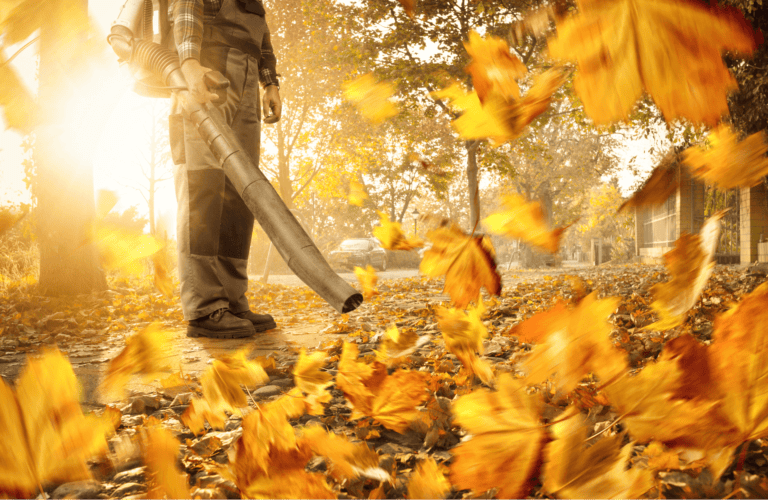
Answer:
[
  {"left": 466, "top": 140, "right": 481, "bottom": 232},
  {"left": 36, "top": 0, "right": 107, "bottom": 295}
]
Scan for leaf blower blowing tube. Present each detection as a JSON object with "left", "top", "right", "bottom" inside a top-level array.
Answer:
[{"left": 108, "top": 27, "right": 363, "bottom": 314}]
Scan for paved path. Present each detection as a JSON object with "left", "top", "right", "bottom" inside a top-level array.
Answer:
[{"left": 253, "top": 268, "right": 421, "bottom": 287}]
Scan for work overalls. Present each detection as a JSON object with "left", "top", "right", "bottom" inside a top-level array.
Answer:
[{"left": 170, "top": 0, "right": 269, "bottom": 320}]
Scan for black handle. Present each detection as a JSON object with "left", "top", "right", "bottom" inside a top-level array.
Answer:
[{"left": 204, "top": 71, "right": 229, "bottom": 106}]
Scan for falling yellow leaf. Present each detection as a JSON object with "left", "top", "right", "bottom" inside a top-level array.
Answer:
[
  {"left": 464, "top": 30, "right": 527, "bottom": 102},
  {"left": 436, "top": 301, "right": 494, "bottom": 385},
  {"left": 91, "top": 222, "right": 165, "bottom": 275},
  {"left": 523, "top": 293, "right": 625, "bottom": 393},
  {"left": 348, "top": 179, "right": 369, "bottom": 207},
  {"left": 408, "top": 458, "right": 451, "bottom": 499},
  {"left": 618, "top": 153, "right": 680, "bottom": 212},
  {"left": 201, "top": 349, "right": 270, "bottom": 411},
  {"left": 451, "top": 373, "right": 545, "bottom": 499},
  {"left": 433, "top": 69, "right": 565, "bottom": 144},
  {"left": 293, "top": 348, "right": 333, "bottom": 397},
  {"left": 683, "top": 125, "right": 768, "bottom": 189},
  {"left": 343, "top": 74, "right": 399, "bottom": 124},
  {"left": 145, "top": 427, "right": 189, "bottom": 499},
  {"left": 0, "top": 52, "right": 37, "bottom": 134},
  {"left": 354, "top": 265, "right": 379, "bottom": 299},
  {"left": 483, "top": 193, "right": 571, "bottom": 253},
  {"left": 301, "top": 425, "right": 386, "bottom": 482},
  {"left": 101, "top": 323, "right": 172, "bottom": 397},
  {"left": 547, "top": 0, "right": 757, "bottom": 125},
  {"left": 0, "top": 349, "right": 112, "bottom": 497},
  {"left": 649, "top": 211, "right": 723, "bottom": 330},
  {"left": 420, "top": 223, "right": 501, "bottom": 308},
  {"left": 153, "top": 245, "right": 174, "bottom": 297},
  {"left": 376, "top": 324, "right": 422, "bottom": 365},
  {"left": 181, "top": 398, "right": 227, "bottom": 436},
  {"left": 542, "top": 416, "right": 653, "bottom": 498},
  {"left": 396, "top": 0, "right": 415, "bottom": 18},
  {"left": 373, "top": 211, "right": 424, "bottom": 251},
  {"left": 337, "top": 342, "right": 428, "bottom": 432}
]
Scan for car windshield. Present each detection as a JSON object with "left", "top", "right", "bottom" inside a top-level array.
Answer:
[{"left": 340, "top": 240, "right": 368, "bottom": 251}]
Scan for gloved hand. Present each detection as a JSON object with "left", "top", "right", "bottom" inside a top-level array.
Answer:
[
  {"left": 262, "top": 85, "right": 282, "bottom": 122},
  {"left": 181, "top": 59, "right": 219, "bottom": 104}
]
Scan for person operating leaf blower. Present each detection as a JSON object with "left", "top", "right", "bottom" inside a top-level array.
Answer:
[{"left": 169, "top": 0, "right": 282, "bottom": 338}]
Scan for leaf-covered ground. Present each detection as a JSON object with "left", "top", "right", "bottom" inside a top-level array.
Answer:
[{"left": 2, "top": 263, "right": 768, "bottom": 499}]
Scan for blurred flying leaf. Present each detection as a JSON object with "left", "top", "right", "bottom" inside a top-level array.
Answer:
[
  {"left": 649, "top": 211, "right": 723, "bottom": 330},
  {"left": 293, "top": 348, "right": 333, "bottom": 397},
  {"left": 547, "top": 0, "right": 758, "bottom": 125},
  {"left": 348, "top": 179, "right": 369, "bottom": 207},
  {"left": 343, "top": 73, "right": 398, "bottom": 124},
  {"left": 301, "top": 425, "right": 387, "bottom": 482},
  {"left": 712, "top": 283, "right": 768, "bottom": 444},
  {"left": 483, "top": 193, "right": 572, "bottom": 253},
  {"left": 0, "top": 53, "right": 37, "bottom": 134},
  {"left": 542, "top": 416, "right": 653, "bottom": 498},
  {"left": 377, "top": 324, "right": 424, "bottom": 366},
  {"left": 432, "top": 68, "right": 565, "bottom": 144},
  {"left": 420, "top": 223, "right": 501, "bottom": 308},
  {"left": 101, "top": 323, "right": 172, "bottom": 397},
  {"left": 464, "top": 30, "right": 527, "bottom": 102},
  {"left": 618, "top": 153, "right": 679, "bottom": 212},
  {"left": 153, "top": 244, "right": 174, "bottom": 297},
  {"left": 232, "top": 396, "right": 335, "bottom": 499},
  {"left": 373, "top": 211, "right": 424, "bottom": 251},
  {"left": 683, "top": 125, "right": 768, "bottom": 189},
  {"left": 201, "top": 349, "right": 269, "bottom": 411},
  {"left": 436, "top": 301, "right": 494, "bottom": 385},
  {"left": 354, "top": 265, "right": 379, "bottom": 299},
  {"left": 451, "top": 373, "right": 545, "bottom": 498},
  {"left": 337, "top": 342, "right": 428, "bottom": 432},
  {"left": 522, "top": 293, "right": 625, "bottom": 393},
  {"left": 181, "top": 398, "right": 227, "bottom": 436},
  {"left": 145, "top": 427, "right": 189, "bottom": 499},
  {"left": 408, "top": 458, "right": 451, "bottom": 499},
  {"left": 91, "top": 222, "right": 165, "bottom": 276},
  {"left": 0, "top": 349, "right": 112, "bottom": 497}
]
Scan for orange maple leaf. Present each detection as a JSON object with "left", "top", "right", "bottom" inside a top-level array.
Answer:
[
  {"left": 683, "top": 125, "right": 768, "bottom": 189},
  {"left": 145, "top": 427, "right": 189, "bottom": 499},
  {"left": 337, "top": 343, "right": 428, "bottom": 432},
  {"left": 373, "top": 211, "right": 424, "bottom": 251},
  {"left": 547, "top": 0, "right": 758, "bottom": 125},
  {"left": 420, "top": 223, "right": 501, "bottom": 308},
  {"left": 522, "top": 293, "right": 625, "bottom": 393},
  {"left": 343, "top": 74, "right": 399, "bottom": 124},
  {"left": 408, "top": 458, "right": 451, "bottom": 499},
  {"left": 354, "top": 265, "right": 379, "bottom": 299},
  {"left": 649, "top": 211, "right": 723, "bottom": 330},
  {"left": 542, "top": 416, "right": 653, "bottom": 498},
  {"left": 201, "top": 349, "right": 269, "bottom": 411},
  {"left": 181, "top": 398, "right": 227, "bottom": 435},
  {"left": 483, "top": 193, "right": 572, "bottom": 253},
  {"left": 451, "top": 373, "right": 545, "bottom": 498},
  {"left": 618, "top": 152, "right": 680, "bottom": 212},
  {"left": 348, "top": 179, "right": 369, "bottom": 207},
  {"left": 464, "top": 30, "right": 527, "bottom": 102},
  {"left": 0, "top": 350, "right": 112, "bottom": 496},
  {"left": 293, "top": 348, "right": 333, "bottom": 398},
  {"left": 436, "top": 301, "right": 494, "bottom": 385},
  {"left": 101, "top": 323, "right": 172, "bottom": 397},
  {"left": 301, "top": 425, "right": 387, "bottom": 482},
  {"left": 432, "top": 69, "right": 565, "bottom": 144},
  {"left": 376, "top": 324, "right": 425, "bottom": 366}
]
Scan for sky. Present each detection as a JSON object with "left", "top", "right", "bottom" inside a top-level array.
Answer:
[{"left": 0, "top": 1, "right": 661, "bottom": 239}]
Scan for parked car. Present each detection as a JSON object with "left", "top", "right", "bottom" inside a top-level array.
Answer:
[{"left": 329, "top": 238, "right": 388, "bottom": 271}]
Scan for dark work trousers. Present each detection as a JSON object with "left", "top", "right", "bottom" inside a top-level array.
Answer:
[{"left": 170, "top": 0, "right": 267, "bottom": 321}]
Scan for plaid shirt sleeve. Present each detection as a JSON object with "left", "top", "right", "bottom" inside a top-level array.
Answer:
[
  {"left": 173, "top": 0, "right": 205, "bottom": 63},
  {"left": 259, "top": 27, "right": 279, "bottom": 89}
]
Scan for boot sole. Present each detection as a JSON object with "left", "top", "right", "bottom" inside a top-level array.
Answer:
[
  {"left": 252, "top": 319, "right": 277, "bottom": 333},
  {"left": 187, "top": 325, "right": 256, "bottom": 339}
]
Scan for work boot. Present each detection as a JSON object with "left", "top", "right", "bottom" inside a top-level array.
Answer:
[
  {"left": 233, "top": 310, "right": 277, "bottom": 332},
  {"left": 187, "top": 308, "right": 256, "bottom": 338}
]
